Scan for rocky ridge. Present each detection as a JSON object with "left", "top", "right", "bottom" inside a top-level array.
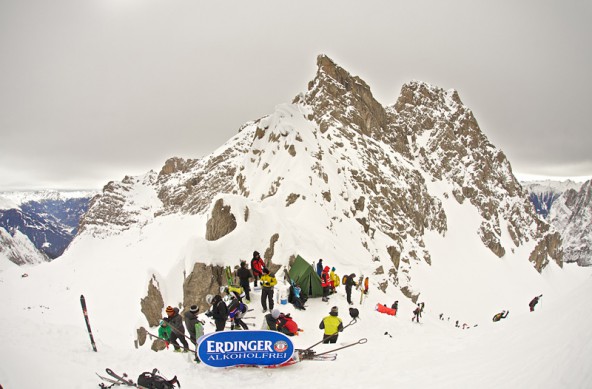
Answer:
[{"left": 77, "top": 55, "right": 563, "bottom": 309}]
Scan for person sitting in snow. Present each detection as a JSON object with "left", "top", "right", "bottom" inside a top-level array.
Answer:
[
  {"left": 289, "top": 283, "right": 306, "bottom": 310},
  {"left": 263, "top": 308, "right": 281, "bottom": 330},
  {"left": 492, "top": 310, "right": 509, "bottom": 322},
  {"left": 165, "top": 306, "right": 190, "bottom": 352},
  {"left": 277, "top": 312, "right": 301, "bottom": 336}
]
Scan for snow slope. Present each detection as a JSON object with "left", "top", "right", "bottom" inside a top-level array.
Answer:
[{"left": 1, "top": 213, "right": 591, "bottom": 389}]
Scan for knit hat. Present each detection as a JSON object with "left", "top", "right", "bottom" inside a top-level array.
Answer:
[
  {"left": 190, "top": 305, "right": 199, "bottom": 314},
  {"left": 331, "top": 267, "right": 335, "bottom": 271},
  {"left": 330, "top": 306, "right": 338, "bottom": 316},
  {"left": 165, "top": 306, "right": 175, "bottom": 316},
  {"left": 253, "top": 251, "right": 260, "bottom": 257},
  {"left": 271, "top": 308, "right": 281, "bottom": 319}
]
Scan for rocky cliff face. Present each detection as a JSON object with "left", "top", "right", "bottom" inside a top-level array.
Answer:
[
  {"left": 77, "top": 54, "right": 562, "bottom": 300},
  {"left": 548, "top": 180, "right": 592, "bottom": 266}
]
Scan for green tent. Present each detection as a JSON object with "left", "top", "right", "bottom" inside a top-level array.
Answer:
[{"left": 289, "top": 255, "right": 323, "bottom": 298}]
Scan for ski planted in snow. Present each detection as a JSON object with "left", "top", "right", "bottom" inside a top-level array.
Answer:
[{"left": 80, "top": 294, "right": 97, "bottom": 352}]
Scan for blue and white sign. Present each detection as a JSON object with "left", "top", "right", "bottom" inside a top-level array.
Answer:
[{"left": 197, "top": 330, "right": 294, "bottom": 368}]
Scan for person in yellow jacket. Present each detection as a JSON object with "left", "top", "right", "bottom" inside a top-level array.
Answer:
[
  {"left": 319, "top": 306, "right": 343, "bottom": 343},
  {"left": 260, "top": 268, "right": 277, "bottom": 313},
  {"left": 329, "top": 267, "right": 340, "bottom": 294}
]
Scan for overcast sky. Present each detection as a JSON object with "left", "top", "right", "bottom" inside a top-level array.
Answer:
[{"left": 1, "top": 0, "right": 591, "bottom": 191}]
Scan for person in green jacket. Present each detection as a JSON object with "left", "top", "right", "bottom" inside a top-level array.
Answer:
[
  {"left": 319, "top": 306, "right": 343, "bottom": 344},
  {"left": 158, "top": 318, "right": 172, "bottom": 348}
]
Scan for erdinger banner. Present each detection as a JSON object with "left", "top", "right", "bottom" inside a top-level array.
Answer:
[{"left": 197, "top": 330, "right": 294, "bottom": 367}]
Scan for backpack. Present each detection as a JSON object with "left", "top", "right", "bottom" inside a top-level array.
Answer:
[
  {"left": 342, "top": 275, "right": 348, "bottom": 285},
  {"left": 137, "top": 370, "right": 179, "bottom": 389},
  {"left": 349, "top": 307, "right": 359, "bottom": 319}
]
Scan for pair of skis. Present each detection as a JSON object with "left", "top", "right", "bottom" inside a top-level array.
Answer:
[{"left": 96, "top": 368, "right": 135, "bottom": 387}]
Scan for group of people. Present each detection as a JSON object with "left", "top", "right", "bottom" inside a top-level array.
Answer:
[
  {"left": 316, "top": 259, "right": 342, "bottom": 302},
  {"left": 263, "top": 305, "right": 345, "bottom": 344},
  {"left": 157, "top": 305, "right": 203, "bottom": 353}
]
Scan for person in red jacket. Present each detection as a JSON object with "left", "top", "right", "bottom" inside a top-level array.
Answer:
[
  {"left": 277, "top": 313, "right": 300, "bottom": 336},
  {"left": 321, "top": 266, "right": 331, "bottom": 302},
  {"left": 251, "top": 251, "right": 266, "bottom": 289}
]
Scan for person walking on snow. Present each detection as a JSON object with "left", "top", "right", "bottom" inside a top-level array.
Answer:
[
  {"left": 260, "top": 268, "right": 277, "bottom": 312},
  {"left": 319, "top": 306, "right": 343, "bottom": 344},
  {"left": 236, "top": 260, "right": 253, "bottom": 302},
  {"left": 529, "top": 295, "right": 542, "bottom": 312},
  {"left": 251, "top": 251, "right": 266, "bottom": 289},
  {"left": 165, "top": 306, "right": 189, "bottom": 352},
  {"left": 321, "top": 266, "right": 332, "bottom": 302},
  {"left": 492, "top": 310, "right": 509, "bottom": 322},
  {"left": 412, "top": 304, "right": 422, "bottom": 323}
]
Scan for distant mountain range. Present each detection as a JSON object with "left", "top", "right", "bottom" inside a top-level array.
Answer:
[
  {"left": 0, "top": 190, "right": 95, "bottom": 265},
  {"left": 522, "top": 180, "right": 592, "bottom": 266}
]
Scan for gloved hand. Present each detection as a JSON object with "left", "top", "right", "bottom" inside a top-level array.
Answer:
[{"left": 205, "top": 311, "right": 213, "bottom": 318}]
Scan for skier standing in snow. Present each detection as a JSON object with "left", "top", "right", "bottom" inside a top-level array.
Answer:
[
  {"left": 316, "top": 259, "right": 324, "bottom": 277},
  {"left": 344, "top": 273, "right": 356, "bottom": 305},
  {"left": 183, "top": 305, "right": 201, "bottom": 345},
  {"left": 260, "top": 268, "right": 277, "bottom": 313},
  {"left": 165, "top": 306, "right": 189, "bottom": 352},
  {"left": 319, "top": 306, "right": 343, "bottom": 343},
  {"left": 206, "top": 295, "right": 228, "bottom": 332},
  {"left": 529, "top": 295, "right": 542, "bottom": 312},
  {"left": 236, "top": 260, "right": 253, "bottom": 303},
  {"left": 321, "top": 266, "right": 331, "bottom": 302},
  {"left": 329, "top": 267, "right": 340, "bottom": 294},
  {"left": 250, "top": 251, "right": 266, "bottom": 289}
]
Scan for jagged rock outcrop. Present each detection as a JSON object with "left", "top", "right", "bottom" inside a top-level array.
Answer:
[
  {"left": 140, "top": 276, "right": 164, "bottom": 327},
  {"left": 183, "top": 263, "right": 226, "bottom": 313},
  {"left": 205, "top": 199, "right": 237, "bottom": 241}
]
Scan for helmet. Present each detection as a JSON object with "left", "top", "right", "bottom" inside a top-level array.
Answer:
[{"left": 271, "top": 308, "right": 281, "bottom": 319}]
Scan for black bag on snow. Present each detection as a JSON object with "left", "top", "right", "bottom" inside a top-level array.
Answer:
[{"left": 137, "top": 370, "right": 180, "bottom": 389}]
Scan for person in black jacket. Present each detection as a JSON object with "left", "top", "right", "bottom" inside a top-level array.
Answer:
[
  {"left": 165, "top": 306, "right": 189, "bottom": 352},
  {"left": 183, "top": 305, "right": 202, "bottom": 345},
  {"left": 236, "top": 260, "right": 253, "bottom": 302},
  {"left": 344, "top": 273, "right": 356, "bottom": 305},
  {"left": 207, "top": 295, "right": 228, "bottom": 332}
]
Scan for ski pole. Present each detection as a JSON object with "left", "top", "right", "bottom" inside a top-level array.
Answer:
[
  {"left": 313, "top": 338, "right": 367, "bottom": 357},
  {"left": 305, "top": 318, "right": 357, "bottom": 350},
  {"left": 145, "top": 330, "right": 197, "bottom": 353}
]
